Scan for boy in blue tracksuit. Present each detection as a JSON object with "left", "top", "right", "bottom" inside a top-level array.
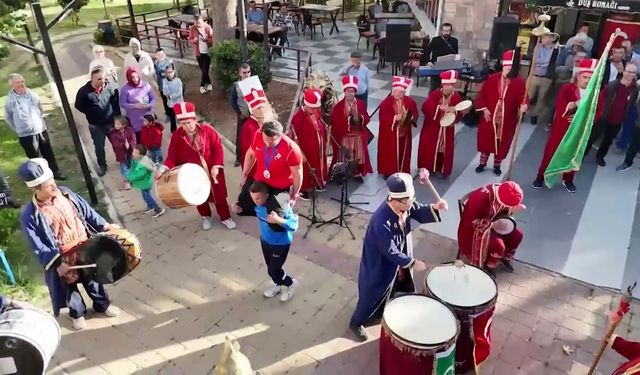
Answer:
[{"left": 250, "top": 181, "right": 299, "bottom": 302}]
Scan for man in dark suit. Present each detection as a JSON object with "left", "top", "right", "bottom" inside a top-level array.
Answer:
[{"left": 425, "top": 23, "right": 459, "bottom": 89}]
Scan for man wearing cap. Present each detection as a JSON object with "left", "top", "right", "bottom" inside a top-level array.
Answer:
[
  {"left": 290, "top": 88, "right": 328, "bottom": 200},
  {"left": 159, "top": 102, "right": 236, "bottom": 231},
  {"left": 533, "top": 59, "right": 597, "bottom": 192},
  {"left": 457, "top": 182, "right": 526, "bottom": 276},
  {"left": 329, "top": 75, "right": 372, "bottom": 178},
  {"left": 377, "top": 76, "right": 418, "bottom": 178},
  {"left": 418, "top": 70, "right": 462, "bottom": 179},
  {"left": 18, "top": 158, "right": 120, "bottom": 330},
  {"left": 241, "top": 120, "right": 303, "bottom": 213},
  {"left": 350, "top": 170, "right": 448, "bottom": 341},
  {"left": 339, "top": 51, "right": 370, "bottom": 107},
  {"left": 475, "top": 49, "right": 527, "bottom": 176}
]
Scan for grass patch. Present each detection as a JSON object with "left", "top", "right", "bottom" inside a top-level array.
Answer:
[
  {"left": 16, "top": 0, "right": 183, "bottom": 39},
  {"left": 0, "top": 47, "right": 109, "bottom": 306}
]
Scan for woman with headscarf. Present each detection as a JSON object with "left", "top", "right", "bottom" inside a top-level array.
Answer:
[
  {"left": 120, "top": 66, "right": 156, "bottom": 142},
  {"left": 123, "top": 38, "right": 155, "bottom": 84},
  {"left": 89, "top": 45, "right": 119, "bottom": 101}
]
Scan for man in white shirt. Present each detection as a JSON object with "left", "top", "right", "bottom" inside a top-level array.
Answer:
[{"left": 338, "top": 51, "right": 370, "bottom": 108}]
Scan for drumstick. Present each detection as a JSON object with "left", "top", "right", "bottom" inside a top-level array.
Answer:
[
  {"left": 422, "top": 177, "right": 442, "bottom": 201},
  {"left": 68, "top": 264, "right": 97, "bottom": 270}
]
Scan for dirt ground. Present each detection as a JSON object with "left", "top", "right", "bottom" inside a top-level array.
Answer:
[{"left": 180, "top": 63, "right": 297, "bottom": 143}]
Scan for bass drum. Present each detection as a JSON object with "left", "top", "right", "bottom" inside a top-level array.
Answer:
[
  {"left": 77, "top": 228, "right": 142, "bottom": 284},
  {"left": 0, "top": 308, "right": 61, "bottom": 375}
]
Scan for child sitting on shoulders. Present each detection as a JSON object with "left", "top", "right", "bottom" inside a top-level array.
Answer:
[
  {"left": 126, "top": 144, "right": 165, "bottom": 218},
  {"left": 140, "top": 114, "right": 164, "bottom": 164},
  {"left": 108, "top": 116, "right": 136, "bottom": 190}
]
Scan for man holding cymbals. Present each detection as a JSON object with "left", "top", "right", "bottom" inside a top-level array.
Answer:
[{"left": 349, "top": 169, "right": 447, "bottom": 341}]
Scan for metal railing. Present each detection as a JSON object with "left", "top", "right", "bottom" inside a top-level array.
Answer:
[
  {"left": 414, "top": 0, "right": 440, "bottom": 27},
  {"left": 116, "top": 18, "right": 190, "bottom": 58}
]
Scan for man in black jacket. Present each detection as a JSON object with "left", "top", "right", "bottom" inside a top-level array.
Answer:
[
  {"left": 586, "top": 63, "right": 639, "bottom": 167},
  {"left": 74, "top": 65, "right": 120, "bottom": 177},
  {"left": 229, "top": 63, "right": 252, "bottom": 166},
  {"left": 425, "top": 23, "right": 458, "bottom": 89}
]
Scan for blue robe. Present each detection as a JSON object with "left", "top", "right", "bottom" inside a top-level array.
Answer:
[
  {"left": 20, "top": 186, "right": 107, "bottom": 316},
  {"left": 350, "top": 200, "right": 440, "bottom": 327}
]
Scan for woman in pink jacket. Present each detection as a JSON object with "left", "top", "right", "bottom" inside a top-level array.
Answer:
[{"left": 188, "top": 15, "right": 213, "bottom": 94}]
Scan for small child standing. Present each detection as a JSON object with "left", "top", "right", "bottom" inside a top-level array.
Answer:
[
  {"left": 249, "top": 181, "right": 298, "bottom": 302},
  {"left": 108, "top": 116, "right": 136, "bottom": 190},
  {"left": 162, "top": 63, "right": 184, "bottom": 133},
  {"left": 140, "top": 114, "right": 164, "bottom": 164},
  {"left": 126, "top": 145, "right": 165, "bottom": 218}
]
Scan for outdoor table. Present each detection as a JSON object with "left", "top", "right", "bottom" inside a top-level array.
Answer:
[
  {"left": 299, "top": 4, "right": 341, "bottom": 35},
  {"left": 373, "top": 12, "right": 414, "bottom": 20},
  {"left": 242, "top": 23, "right": 286, "bottom": 35}
]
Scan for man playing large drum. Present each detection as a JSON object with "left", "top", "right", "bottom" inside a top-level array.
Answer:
[
  {"left": 159, "top": 102, "right": 236, "bottom": 231},
  {"left": 350, "top": 170, "right": 448, "bottom": 341},
  {"left": 18, "top": 158, "right": 121, "bottom": 330},
  {"left": 457, "top": 181, "right": 526, "bottom": 276}
]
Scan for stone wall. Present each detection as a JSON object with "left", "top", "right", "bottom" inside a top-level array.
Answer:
[{"left": 442, "top": 0, "right": 499, "bottom": 62}]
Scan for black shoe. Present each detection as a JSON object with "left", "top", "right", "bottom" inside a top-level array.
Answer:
[
  {"left": 563, "top": 181, "right": 577, "bottom": 193},
  {"left": 350, "top": 325, "right": 368, "bottom": 342},
  {"left": 501, "top": 259, "right": 514, "bottom": 272},
  {"left": 616, "top": 162, "right": 632, "bottom": 172},
  {"left": 53, "top": 172, "right": 67, "bottom": 181},
  {"left": 475, "top": 164, "right": 486, "bottom": 174},
  {"left": 493, "top": 167, "right": 502, "bottom": 176},
  {"left": 97, "top": 166, "right": 107, "bottom": 177},
  {"left": 532, "top": 179, "right": 543, "bottom": 190},
  {"left": 530, "top": 116, "right": 538, "bottom": 125},
  {"left": 299, "top": 192, "right": 310, "bottom": 201},
  {"left": 596, "top": 156, "right": 606, "bottom": 167}
]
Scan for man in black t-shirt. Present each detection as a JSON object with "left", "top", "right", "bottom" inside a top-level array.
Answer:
[{"left": 425, "top": 23, "right": 459, "bottom": 89}]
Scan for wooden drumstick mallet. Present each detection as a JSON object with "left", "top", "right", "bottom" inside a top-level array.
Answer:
[
  {"left": 68, "top": 263, "right": 97, "bottom": 270},
  {"left": 419, "top": 169, "right": 442, "bottom": 201}
]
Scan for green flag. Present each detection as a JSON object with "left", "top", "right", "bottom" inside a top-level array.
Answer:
[
  {"left": 543, "top": 41, "right": 612, "bottom": 187},
  {"left": 435, "top": 344, "right": 456, "bottom": 375}
]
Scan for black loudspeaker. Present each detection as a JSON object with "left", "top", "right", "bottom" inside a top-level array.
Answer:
[
  {"left": 488, "top": 16, "right": 520, "bottom": 61},
  {"left": 386, "top": 20, "right": 411, "bottom": 62}
]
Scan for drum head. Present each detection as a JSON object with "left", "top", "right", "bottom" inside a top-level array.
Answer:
[
  {"left": 78, "top": 236, "right": 128, "bottom": 284},
  {"left": 454, "top": 100, "right": 472, "bottom": 112},
  {"left": 427, "top": 263, "right": 497, "bottom": 308},
  {"left": 440, "top": 113, "right": 456, "bottom": 127},
  {"left": 383, "top": 294, "right": 457, "bottom": 346},
  {"left": 177, "top": 163, "right": 211, "bottom": 206},
  {"left": 493, "top": 216, "right": 516, "bottom": 235}
]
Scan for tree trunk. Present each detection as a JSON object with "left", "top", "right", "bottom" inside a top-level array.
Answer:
[{"left": 206, "top": 0, "right": 238, "bottom": 44}]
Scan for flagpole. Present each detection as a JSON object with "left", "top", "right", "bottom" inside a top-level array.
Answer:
[
  {"left": 506, "top": 11, "right": 556, "bottom": 181},
  {"left": 587, "top": 283, "right": 636, "bottom": 375}
]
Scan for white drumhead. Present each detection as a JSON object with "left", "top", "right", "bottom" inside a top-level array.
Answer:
[
  {"left": 440, "top": 113, "right": 456, "bottom": 127},
  {"left": 494, "top": 217, "right": 516, "bottom": 235},
  {"left": 383, "top": 295, "right": 457, "bottom": 345},
  {"left": 427, "top": 264, "right": 497, "bottom": 307},
  {"left": 455, "top": 100, "right": 472, "bottom": 111},
  {"left": 176, "top": 163, "right": 211, "bottom": 206}
]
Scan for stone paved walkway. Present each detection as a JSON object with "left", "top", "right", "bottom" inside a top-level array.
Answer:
[{"left": 42, "top": 33, "right": 640, "bottom": 375}]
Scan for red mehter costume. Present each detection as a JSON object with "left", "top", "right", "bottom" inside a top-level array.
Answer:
[
  {"left": 378, "top": 76, "right": 418, "bottom": 176},
  {"left": 290, "top": 88, "right": 328, "bottom": 191},
  {"left": 458, "top": 182, "right": 524, "bottom": 269},
  {"left": 164, "top": 102, "right": 231, "bottom": 220},
  {"left": 609, "top": 334, "right": 640, "bottom": 374},
  {"left": 418, "top": 70, "right": 462, "bottom": 177},
  {"left": 239, "top": 117, "right": 260, "bottom": 178},
  {"left": 535, "top": 59, "right": 598, "bottom": 185},
  {"left": 237, "top": 75, "right": 269, "bottom": 183},
  {"left": 329, "top": 75, "right": 372, "bottom": 177},
  {"left": 475, "top": 50, "right": 526, "bottom": 170}
]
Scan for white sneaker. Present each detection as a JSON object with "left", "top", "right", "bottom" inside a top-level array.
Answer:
[
  {"left": 72, "top": 316, "right": 86, "bottom": 330},
  {"left": 199, "top": 86, "right": 207, "bottom": 94},
  {"left": 144, "top": 207, "right": 155, "bottom": 214},
  {"left": 221, "top": 218, "right": 236, "bottom": 230},
  {"left": 201, "top": 217, "right": 212, "bottom": 230},
  {"left": 104, "top": 305, "right": 120, "bottom": 317},
  {"left": 263, "top": 284, "right": 281, "bottom": 298},
  {"left": 206, "top": 84, "right": 213, "bottom": 91},
  {"left": 280, "top": 278, "right": 297, "bottom": 302}
]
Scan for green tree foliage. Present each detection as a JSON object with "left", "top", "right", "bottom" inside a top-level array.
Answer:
[
  {"left": 56, "top": 0, "right": 89, "bottom": 26},
  {"left": 0, "top": 0, "right": 27, "bottom": 60},
  {"left": 210, "top": 40, "right": 272, "bottom": 91}
]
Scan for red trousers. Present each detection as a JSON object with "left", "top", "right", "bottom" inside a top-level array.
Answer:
[
  {"left": 196, "top": 191, "right": 231, "bottom": 221},
  {"left": 485, "top": 228, "right": 523, "bottom": 269}
]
